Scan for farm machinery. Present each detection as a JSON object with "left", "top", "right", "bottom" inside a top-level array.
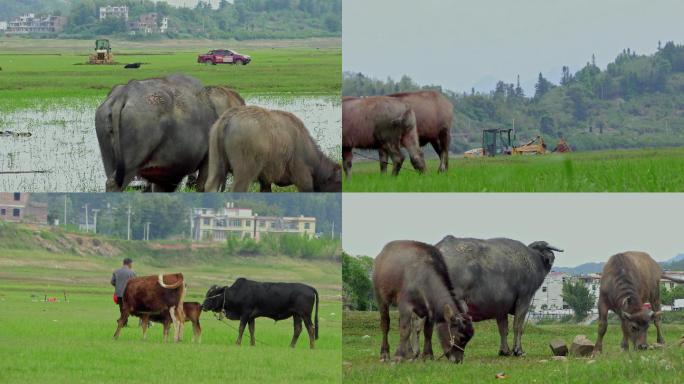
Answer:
[
  {"left": 464, "top": 129, "right": 547, "bottom": 158},
  {"left": 88, "top": 39, "right": 115, "bottom": 64}
]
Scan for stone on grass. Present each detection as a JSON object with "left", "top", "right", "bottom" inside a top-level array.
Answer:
[
  {"left": 549, "top": 339, "right": 568, "bottom": 356},
  {"left": 570, "top": 334, "right": 595, "bottom": 357}
]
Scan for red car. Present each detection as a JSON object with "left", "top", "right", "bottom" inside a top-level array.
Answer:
[{"left": 197, "top": 49, "right": 251, "bottom": 65}]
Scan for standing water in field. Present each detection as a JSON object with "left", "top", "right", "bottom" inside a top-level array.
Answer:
[{"left": 0, "top": 96, "right": 341, "bottom": 192}]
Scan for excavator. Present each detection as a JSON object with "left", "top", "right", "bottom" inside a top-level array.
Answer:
[
  {"left": 464, "top": 129, "right": 547, "bottom": 158},
  {"left": 88, "top": 39, "right": 115, "bottom": 64}
]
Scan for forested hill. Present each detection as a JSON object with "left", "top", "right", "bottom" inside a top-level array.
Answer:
[
  {"left": 343, "top": 41, "right": 684, "bottom": 153},
  {"left": 0, "top": 0, "right": 341, "bottom": 40}
]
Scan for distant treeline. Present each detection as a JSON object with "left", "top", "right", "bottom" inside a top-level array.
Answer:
[
  {"left": 226, "top": 233, "right": 341, "bottom": 260},
  {"left": 343, "top": 41, "right": 684, "bottom": 152},
  {"left": 40, "top": 193, "right": 341, "bottom": 240},
  {"left": 0, "top": 0, "right": 341, "bottom": 40}
]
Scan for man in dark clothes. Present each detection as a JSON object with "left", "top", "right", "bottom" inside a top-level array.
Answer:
[{"left": 111, "top": 258, "right": 136, "bottom": 324}]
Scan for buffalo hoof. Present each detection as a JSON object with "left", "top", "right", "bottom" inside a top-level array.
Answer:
[
  {"left": 512, "top": 348, "right": 525, "bottom": 357},
  {"left": 392, "top": 355, "right": 405, "bottom": 363},
  {"left": 421, "top": 352, "right": 434, "bottom": 360},
  {"left": 498, "top": 349, "right": 511, "bottom": 356},
  {"left": 380, "top": 352, "right": 390, "bottom": 362}
]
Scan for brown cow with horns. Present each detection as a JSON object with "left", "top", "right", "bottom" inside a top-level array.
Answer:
[{"left": 113, "top": 273, "right": 186, "bottom": 342}]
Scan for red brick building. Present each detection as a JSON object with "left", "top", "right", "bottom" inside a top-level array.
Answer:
[{"left": 0, "top": 193, "right": 48, "bottom": 225}]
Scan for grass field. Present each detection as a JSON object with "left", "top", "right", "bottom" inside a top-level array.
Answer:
[
  {"left": 0, "top": 225, "right": 342, "bottom": 383},
  {"left": 0, "top": 37, "right": 341, "bottom": 108},
  {"left": 343, "top": 311, "right": 684, "bottom": 384},
  {"left": 343, "top": 147, "right": 684, "bottom": 192}
]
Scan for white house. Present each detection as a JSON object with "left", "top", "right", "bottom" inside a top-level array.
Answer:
[
  {"left": 531, "top": 272, "right": 570, "bottom": 311},
  {"left": 100, "top": 5, "right": 129, "bottom": 21}
]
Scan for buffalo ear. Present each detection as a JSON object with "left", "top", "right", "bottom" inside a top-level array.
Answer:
[
  {"left": 622, "top": 311, "right": 632, "bottom": 320},
  {"left": 443, "top": 304, "right": 455, "bottom": 323}
]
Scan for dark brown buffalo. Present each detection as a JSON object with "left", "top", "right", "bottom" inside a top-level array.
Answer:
[
  {"left": 595, "top": 252, "right": 684, "bottom": 352},
  {"left": 388, "top": 91, "right": 453, "bottom": 173},
  {"left": 342, "top": 96, "right": 425, "bottom": 177},
  {"left": 373, "top": 240, "right": 474, "bottom": 363},
  {"left": 205, "top": 106, "right": 341, "bottom": 192},
  {"left": 96, "top": 75, "right": 245, "bottom": 192},
  {"left": 142, "top": 301, "right": 202, "bottom": 343},
  {"left": 114, "top": 273, "right": 186, "bottom": 342}
]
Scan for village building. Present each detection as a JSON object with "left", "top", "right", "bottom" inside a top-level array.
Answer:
[
  {"left": 99, "top": 5, "right": 129, "bottom": 21},
  {"left": 191, "top": 202, "right": 316, "bottom": 242},
  {"left": 128, "top": 13, "right": 168, "bottom": 34},
  {"left": 6, "top": 13, "right": 67, "bottom": 33},
  {"left": 0, "top": 193, "right": 48, "bottom": 225},
  {"left": 530, "top": 271, "right": 570, "bottom": 311}
]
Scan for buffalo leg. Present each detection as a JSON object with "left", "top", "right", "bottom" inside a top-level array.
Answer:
[
  {"left": 303, "top": 315, "right": 316, "bottom": 349},
  {"left": 594, "top": 298, "right": 609, "bottom": 354},
  {"left": 511, "top": 302, "right": 530, "bottom": 356},
  {"left": 437, "top": 128, "right": 450, "bottom": 172},
  {"left": 497, "top": 316, "right": 511, "bottom": 356},
  {"left": 342, "top": 147, "right": 353, "bottom": 178},
  {"left": 394, "top": 303, "right": 412, "bottom": 362},
  {"left": 290, "top": 315, "right": 303, "bottom": 348},
  {"left": 195, "top": 157, "right": 209, "bottom": 192},
  {"left": 378, "top": 148, "right": 388, "bottom": 174},
  {"left": 113, "top": 310, "right": 130, "bottom": 340},
  {"left": 291, "top": 161, "right": 314, "bottom": 192},
  {"left": 236, "top": 315, "right": 249, "bottom": 345},
  {"left": 258, "top": 178, "right": 272, "bottom": 192},
  {"left": 193, "top": 319, "right": 202, "bottom": 343},
  {"left": 169, "top": 306, "right": 180, "bottom": 342},
  {"left": 141, "top": 315, "right": 150, "bottom": 340},
  {"left": 421, "top": 318, "right": 434, "bottom": 360},
  {"left": 379, "top": 301, "right": 391, "bottom": 361},
  {"left": 407, "top": 313, "right": 422, "bottom": 359},
  {"left": 162, "top": 319, "right": 171, "bottom": 342},
  {"left": 248, "top": 318, "right": 256, "bottom": 346},
  {"left": 653, "top": 303, "right": 664, "bottom": 344},
  {"left": 231, "top": 162, "right": 261, "bottom": 192},
  {"left": 619, "top": 319, "right": 630, "bottom": 351},
  {"left": 387, "top": 144, "right": 405, "bottom": 176}
]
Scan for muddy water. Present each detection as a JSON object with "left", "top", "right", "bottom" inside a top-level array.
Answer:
[{"left": 0, "top": 96, "right": 341, "bottom": 192}]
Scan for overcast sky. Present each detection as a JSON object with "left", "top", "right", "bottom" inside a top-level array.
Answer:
[
  {"left": 343, "top": 194, "right": 684, "bottom": 266},
  {"left": 343, "top": 0, "right": 684, "bottom": 94}
]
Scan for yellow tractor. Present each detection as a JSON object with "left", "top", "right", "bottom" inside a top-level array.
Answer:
[
  {"left": 464, "top": 129, "right": 547, "bottom": 158},
  {"left": 88, "top": 39, "right": 115, "bottom": 64}
]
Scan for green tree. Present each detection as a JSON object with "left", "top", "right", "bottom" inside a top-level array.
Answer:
[
  {"left": 562, "top": 280, "right": 595, "bottom": 320},
  {"left": 534, "top": 72, "right": 554, "bottom": 100},
  {"left": 342, "top": 253, "right": 374, "bottom": 310}
]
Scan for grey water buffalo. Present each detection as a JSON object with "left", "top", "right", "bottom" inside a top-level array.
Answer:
[
  {"left": 342, "top": 96, "right": 425, "bottom": 177},
  {"left": 95, "top": 74, "right": 244, "bottom": 192},
  {"left": 595, "top": 252, "right": 684, "bottom": 352},
  {"left": 205, "top": 106, "right": 341, "bottom": 192},
  {"left": 373, "top": 240, "right": 474, "bottom": 363},
  {"left": 425, "top": 236, "right": 562, "bottom": 357},
  {"left": 201, "top": 278, "right": 319, "bottom": 348},
  {"left": 388, "top": 91, "right": 453, "bottom": 173},
  {"left": 114, "top": 273, "right": 186, "bottom": 342}
]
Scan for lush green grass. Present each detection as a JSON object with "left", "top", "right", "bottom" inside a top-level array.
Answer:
[
  {"left": 343, "top": 311, "right": 684, "bottom": 384},
  {"left": 0, "top": 228, "right": 342, "bottom": 383},
  {"left": 343, "top": 147, "right": 684, "bottom": 192},
  {"left": 0, "top": 38, "right": 341, "bottom": 109}
]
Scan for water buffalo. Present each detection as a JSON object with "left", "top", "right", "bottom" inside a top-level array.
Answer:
[
  {"left": 114, "top": 273, "right": 186, "bottom": 342},
  {"left": 388, "top": 91, "right": 453, "bottom": 173},
  {"left": 342, "top": 96, "right": 425, "bottom": 177},
  {"left": 95, "top": 74, "right": 244, "bottom": 192},
  {"left": 373, "top": 240, "right": 474, "bottom": 363},
  {"left": 205, "top": 106, "right": 341, "bottom": 192},
  {"left": 201, "top": 278, "right": 319, "bottom": 348},
  {"left": 426, "top": 236, "right": 562, "bottom": 357},
  {"left": 594, "top": 251, "right": 684, "bottom": 352}
]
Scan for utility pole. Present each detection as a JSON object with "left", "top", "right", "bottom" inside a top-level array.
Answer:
[
  {"left": 189, "top": 209, "right": 193, "bottom": 240},
  {"left": 127, "top": 204, "right": 131, "bottom": 241},
  {"left": 83, "top": 204, "right": 89, "bottom": 233},
  {"left": 331, "top": 220, "right": 334, "bottom": 239},
  {"left": 92, "top": 209, "right": 100, "bottom": 234},
  {"left": 144, "top": 222, "right": 151, "bottom": 241},
  {"left": 63, "top": 195, "right": 67, "bottom": 228}
]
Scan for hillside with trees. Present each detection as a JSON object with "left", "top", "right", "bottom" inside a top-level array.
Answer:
[
  {"left": 343, "top": 41, "right": 684, "bottom": 153},
  {"left": 0, "top": 0, "right": 341, "bottom": 40}
]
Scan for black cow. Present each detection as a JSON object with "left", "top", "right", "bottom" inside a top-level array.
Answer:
[{"left": 201, "top": 278, "right": 319, "bottom": 348}]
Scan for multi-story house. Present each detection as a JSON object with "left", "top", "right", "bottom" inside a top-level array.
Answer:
[
  {"left": 0, "top": 193, "right": 48, "bottom": 225},
  {"left": 191, "top": 202, "right": 316, "bottom": 242}
]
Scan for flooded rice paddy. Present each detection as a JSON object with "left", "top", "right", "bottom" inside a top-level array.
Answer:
[{"left": 0, "top": 95, "right": 341, "bottom": 192}]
